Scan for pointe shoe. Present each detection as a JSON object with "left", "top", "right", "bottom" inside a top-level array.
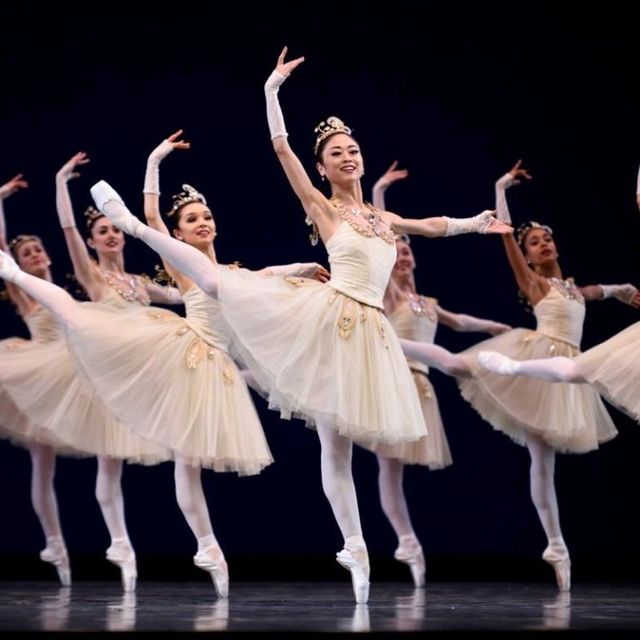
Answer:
[
  {"left": 336, "top": 543, "right": 370, "bottom": 604},
  {"left": 542, "top": 546, "right": 571, "bottom": 592},
  {"left": 90, "top": 181, "right": 144, "bottom": 237},
  {"left": 106, "top": 540, "right": 137, "bottom": 592},
  {"left": 394, "top": 536, "right": 426, "bottom": 588},
  {"left": 477, "top": 351, "right": 520, "bottom": 376},
  {"left": 193, "top": 544, "right": 229, "bottom": 599},
  {"left": 0, "top": 249, "right": 24, "bottom": 283},
  {"left": 40, "top": 539, "right": 71, "bottom": 587}
]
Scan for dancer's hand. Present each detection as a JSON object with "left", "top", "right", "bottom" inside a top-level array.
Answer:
[
  {"left": 0, "top": 173, "right": 28, "bottom": 199},
  {"left": 299, "top": 262, "right": 330, "bottom": 283},
  {"left": 56, "top": 152, "right": 90, "bottom": 183},
  {"left": 373, "top": 161, "right": 409, "bottom": 193},
  {"left": 486, "top": 321, "right": 512, "bottom": 336},
  {"left": 475, "top": 210, "right": 513, "bottom": 235},
  {"left": 275, "top": 46, "right": 304, "bottom": 79}
]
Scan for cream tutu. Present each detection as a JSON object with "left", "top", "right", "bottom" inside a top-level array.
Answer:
[
  {"left": 576, "top": 320, "right": 640, "bottom": 423},
  {"left": 216, "top": 221, "right": 427, "bottom": 445},
  {"left": 458, "top": 280, "right": 617, "bottom": 453},
  {"left": 358, "top": 297, "right": 451, "bottom": 467},
  {"left": 64, "top": 287, "right": 272, "bottom": 475},
  {"left": 0, "top": 333, "right": 73, "bottom": 452},
  {"left": 1, "top": 304, "right": 169, "bottom": 464}
]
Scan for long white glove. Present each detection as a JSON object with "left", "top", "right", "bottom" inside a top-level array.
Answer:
[
  {"left": 264, "top": 70, "right": 288, "bottom": 140},
  {"left": 144, "top": 140, "right": 174, "bottom": 195},
  {"left": 494, "top": 172, "right": 516, "bottom": 224},
  {"left": 443, "top": 211, "right": 498, "bottom": 236},
  {"left": 599, "top": 283, "right": 639, "bottom": 305}
]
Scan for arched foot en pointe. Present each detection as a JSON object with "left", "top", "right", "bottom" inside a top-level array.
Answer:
[
  {"left": 106, "top": 539, "right": 137, "bottom": 592},
  {"left": 40, "top": 537, "right": 71, "bottom": 587},
  {"left": 193, "top": 544, "right": 229, "bottom": 599},
  {"left": 394, "top": 535, "right": 426, "bottom": 588},
  {"left": 90, "top": 181, "right": 144, "bottom": 237},
  {"left": 543, "top": 546, "right": 571, "bottom": 592},
  {"left": 336, "top": 539, "right": 370, "bottom": 604}
]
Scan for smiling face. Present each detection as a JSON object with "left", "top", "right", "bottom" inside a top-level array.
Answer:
[
  {"left": 316, "top": 133, "right": 364, "bottom": 186},
  {"left": 392, "top": 238, "right": 416, "bottom": 281},
  {"left": 14, "top": 238, "right": 51, "bottom": 276},
  {"left": 172, "top": 202, "right": 216, "bottom": 249},
  {"left": 522, "top": 227, "right": 559, "bottom": 268},
  {"left": 88, "top": 216, "right": 125, "bottom": 256}
]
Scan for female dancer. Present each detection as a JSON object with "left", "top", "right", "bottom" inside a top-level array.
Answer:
[
  {"left": 81, "top": 50, "right": 510, "bottom": 603},
  {"left": 57, "top": 133, "right": 326, "bottom": 597},
  {"left": 1, "top": 155, "right": 180, "bottom": 592},
  {"left": 399, "top": 162, "right": 635, "bottom": 590},
  {"left": 357, "top": 163, "right": 511, "bottom": 587},
  {"left": 0, "top": 174, "right": 75, "bottom": 586},
  {"left": 0, "top": 137, "right": 325, "bottom": 597}
]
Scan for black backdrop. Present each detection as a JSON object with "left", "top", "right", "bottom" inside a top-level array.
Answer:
[{"left": 1, "top": 1, "right": 639, "bottom": 583}]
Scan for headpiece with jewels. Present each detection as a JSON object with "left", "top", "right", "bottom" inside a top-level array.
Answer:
[
  {"left": 516, "top": 220, "right": 553, "bottom": 247},
  {"left": 169, "top": 184, "right": 207, "bottom": 216},
  {"left": 84, "top": 205, "right": 103, "bottom": 229},
  {"left": 313, "top": 116, "right": 352, "bottom": 154},
  {"left": 8, "top": 234, "right": 43, "bottom": 255}
]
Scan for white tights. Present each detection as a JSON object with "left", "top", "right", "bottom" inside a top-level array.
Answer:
[
  {"left": 399, "top": 339, "right": 472, "bottom": 378},
  {"left": 174, "top": 456, "right": 218, "bottom": 552},
  {"left": 316, "top": 421, "right": 363, "bottom": 545}
]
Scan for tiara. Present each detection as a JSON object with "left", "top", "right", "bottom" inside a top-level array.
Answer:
[
  {"left": 516, "top": 220, "right": 553, "bottom": 246},
  {"left": 169, "top": 184, "right": 207, "bottom": 216},
  {"left": 84, "top": 205, "right": 104, "bottom": 228},
  {"left": 313, "top": 116, "right": 352, "bottom": 154},
  {"left": 8, "top": 234, "right": 42, "bottom": 254}
]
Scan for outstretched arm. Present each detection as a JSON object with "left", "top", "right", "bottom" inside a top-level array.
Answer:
[
  {"left": 580, "top": 283, "right": 640, "bottom": 307},
  {"left": 492, "top": 161, "right": 545, "bottom": 303},
  {"left": 436, "top": 305, "right": 511, "bottom": 335},
  {"left": 55, "top": 152, "right": 103, "bottom": 295},
  {"left": 388, "top": 209, "right": 511, "bottom": 238},
  {"left": 265, "top": 48, "right": 333, "bottom": 232},
  {"left": 0, "top": 174, "right": 31, "bottom": 311},
  {"left": 371, "top": 161, "right": 408, "bottom": 211},
  {"left": 0, "top": 173, "right": 28, "bottom": 250},
  {"left": 143, "top": 130, "right": 191, "bottom": 296},
  {"left": 256, "top": 262, "right": 330, "bottom": 282}
]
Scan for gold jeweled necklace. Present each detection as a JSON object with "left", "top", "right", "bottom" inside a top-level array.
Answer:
[
  {"left": 101, "top": 270, "right": 151, "bottom": 305},
  {"left": 330, "top": 196, "right": 397, "bottom": 244}
]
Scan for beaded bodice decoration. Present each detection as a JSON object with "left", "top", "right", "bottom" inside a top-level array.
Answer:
[
  {"left": 547, "top": 277, "right": 584, "bottom": 304},
  {"left": 100, "top": 270, "right": 151, "bottom": 306},
  {"left": 404, "top": 293, "right": 438, "bottom": 321},
  {"left": 532, "top": 277, "right": 585, "bottom": 347},
  {"left": 330, "top": 196, "right": 397, "bottom": 244}
]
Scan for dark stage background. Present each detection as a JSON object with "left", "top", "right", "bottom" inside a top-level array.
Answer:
[{"left": 1, "top": 2, "right": 640, "bottom": 583}]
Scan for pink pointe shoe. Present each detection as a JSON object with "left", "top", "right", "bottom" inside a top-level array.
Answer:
[
  {"left": 40, "top": 537, "right": 71, "bottom": 587},
  {"left": 106, "top": 538, "right": 137, "bottom": 592},
  {"left": 193, "top": 544, "right": 229, "bottom": 599},
  {"left": 336, "top": 537, "right": 370, "bottom": 604}
]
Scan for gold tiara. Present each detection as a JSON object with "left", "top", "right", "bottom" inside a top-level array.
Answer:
[
  {"left": 8, "top": 234, "right": 42, "bottom": 254},
  {"left": 84, "top": 205, "right": 104, "bottom": 228},
  {"left": 313, "top": 116, "right": 352, "bottom": 154},
  {"left": 516, "top": 220, "right": 553, "bottom": 246},
  {"left": 169, "top": 184, "right": 207, "bottom": 217}
]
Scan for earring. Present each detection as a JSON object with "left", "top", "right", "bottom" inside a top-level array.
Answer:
[{"left": 321, "top": 175, "right": 326, "bottom": 182}]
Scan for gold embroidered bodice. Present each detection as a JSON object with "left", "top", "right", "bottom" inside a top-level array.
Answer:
[
  {"left": 99, "top": 271, "right": 151, "bottom": 306},
  {"left": 325, "top": 221, "right": 397, "bottom": 309},
  {"left": 23, "top": 306, "right": 63, "bottom": 342},
  {"left": 533, "top": 279, "right": 585, "bottom": 347},
  {"left": 181, "top": 286, "right": 231, "bottom": 353},
  {"left": 389, "top": 297, "right": 438, "bottom": 374}
]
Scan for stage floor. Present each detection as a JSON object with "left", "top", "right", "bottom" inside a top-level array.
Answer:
[{"left": 1, "top": 580, "right": 640, "bottom": 636}]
